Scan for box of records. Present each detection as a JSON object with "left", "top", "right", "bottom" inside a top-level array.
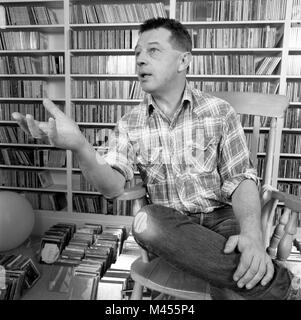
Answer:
[{"left": 0, "top": 254, "right": 40, "bottom": 300}]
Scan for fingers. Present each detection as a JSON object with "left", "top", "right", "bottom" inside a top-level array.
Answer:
[
  {"left": 47, "top": 117, "right": 57, "bottom": 145},
  {"left": 12, "top": 111, "right": 50, "bottom": 140},
  {"left": 26, "top": 114, "right": 43, "bottom": 139},
  {"left": 260, "top": 257, "right": 274, "bottom": 286},
  {"left": 224, "top": 235, "right": 239, "bottom": 254},
  {"left": 239, "top": 258, "right": 264, "bottom": 289},
  {"left": 235, "top": 255, "right": 274, "bottom": 290},
  {"left": 12, "top": 112, "right": 30, "bottom": 134},
  {"left": 43, "top": 98, "right": 65, "bottom": 118},
  {"left": 233, "top": 253, "right": 252, "bottom": 284}
]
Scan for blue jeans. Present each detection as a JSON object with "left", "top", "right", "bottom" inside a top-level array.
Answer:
[{"left": 132, "top": 204, "right": 293, "bottom": 300}]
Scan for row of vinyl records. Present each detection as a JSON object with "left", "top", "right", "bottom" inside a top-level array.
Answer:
[
  {"left": 0, "top": 148, "right": 66, "bottom": 167},
  {"left": 0, "top": 28, "right": 300, "bottom": 52},
  {"left": 287, "top": 82, "right": 301, "bottom": 102},
  {"left": 5, "top": 80, "right": 301, "bottom": 100},
  {"left": 70, "top": 2, "right": 167, "bottom": 24},
  {"left": 0, "top": 54, "right": 286, "bottom": 76},
  {"left": 0, "top": 126, "right": 47, "bottom": 144},
  {"left": 2, "top": 102, "right": 301, "bottom": 128},
  {"left": 278, "top": 159, "right": 301, "bottom": 179},
  {"left": 3, "top": 54, "right": 301, "bottom": 76},
  {"left": 69, "top": 26, "right": 282, "bottom": 50},
  {"left": 0, "top": 55, "right": 64, "bottom": 75},
  {"left": 281, "top": 133, "right": 301, "bottom": 153},
  {"left": 188, "top": 26, "right": 282, "bottom": 49},
  {"left": 287, "top": 56, "right": 301, "bottom": 76},
  {"left": 71, "top": 80, "right": 281, "bottom": 100},
  {"left": 72, "top": 80, "right": 301, "bottom": 99},
  {"left": 71, "top": 80, "right": 143, "bottom": 100},
  {"left": 70, "top": 29, "right": 138, "bottom": 50},
  {"left": 291, "top": 0, "right": 301, "bottom": 19},
  {"left": 176, "top": 0, "right": 287, "bottom": 22},
  {"left": 73, "top": 194, "right": 131, "bottom": 216},
  {"left": 2, "top": 0, "right": 299, "bottom": 25},
  {"left": 2, "top": 27, "right": 300, "bottom": 51},
  {"left": 70, "top": 0, "right": 289, "bottom": 23},
  {"left": 4, "top": 5, "right": 60, "bottom": 25},
  {"left": 71, "top": 56, "right": 136, "bottom": 75},
  {"left": 0, "top": 169, "right": 56, "bottom": 188},
  {"left": 247, "top": 133, "right": 301, "bottom": 154},
  {"left": 0, "top": 32, "right": 48, "bottom": 51},
  {"left": 191, "top": 81, "right": 280, "bottom": 94},
  {"left": 278, "top": 182, "right": 301, "bottom": 196},
  {"left": 0, "top": 27, "right": 285, "bottom": 51},
  {"left": 0, "top": 80, "right": 47, "bottom": 98},
  {"left": 189, "top": 55, "right": 281, "bottom": 75},
  {"left": 24, "top": 191, "right": 67, "bottom": 211},
  {"left": 69, "top": 55, "right": 282, "bottom": 76},
  {"left": 284, "top": 107, "right": 301, "bottom": 128},
  {"left": 290, "top": 27, "right": 301, "bottom": 48}
]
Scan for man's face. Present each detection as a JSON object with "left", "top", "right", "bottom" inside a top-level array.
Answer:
[{"left": 135, "top": 28, "right": 183, "bottom": 95}]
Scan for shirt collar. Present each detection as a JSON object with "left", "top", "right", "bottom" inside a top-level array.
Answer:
[{"left": 143, "top": 81, "right": 194, "bottom": 118}]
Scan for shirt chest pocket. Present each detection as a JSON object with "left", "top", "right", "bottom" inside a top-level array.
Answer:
[
  {"left": 186, "top": 137, "right": 218, "bottom": 173},
  {"left": 185, "top": 119, "right": 221, "bottom": 173},
  {"left": 136, "top": 142, "right": 166, "bottom": 184}
]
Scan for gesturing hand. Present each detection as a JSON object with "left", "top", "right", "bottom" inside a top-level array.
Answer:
[
  {"left": 224, "top": 234, "right": 274, "bottom": 290},
  {"left": 12, "top": 98, "right": 86, "bottom": 151}
]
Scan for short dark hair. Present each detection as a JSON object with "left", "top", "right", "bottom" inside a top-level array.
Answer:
[{"left": 139, "top": 17, "right": 192, "bottom": 53}]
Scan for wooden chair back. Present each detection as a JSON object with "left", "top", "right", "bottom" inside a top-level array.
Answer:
[{"left": 212, "top": 92, "right": 289, "bottom": 187}]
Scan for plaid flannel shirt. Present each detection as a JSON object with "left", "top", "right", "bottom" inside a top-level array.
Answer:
[{"left": 103, "top": 83, "right": 258, "bottom": 214}]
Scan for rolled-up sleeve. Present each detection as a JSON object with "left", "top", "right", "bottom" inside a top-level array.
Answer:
[
  {"left": 101, "top": 118, "right": 135, "bottom": 182},
  {"left": 218, "top": 106, "right": 259, "bottom": 202}
]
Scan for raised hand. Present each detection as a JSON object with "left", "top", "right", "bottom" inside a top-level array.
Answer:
[{"left": 12, "top": 98, "right": 87, "bottom": 152}]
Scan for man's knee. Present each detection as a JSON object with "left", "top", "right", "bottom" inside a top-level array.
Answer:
[
  {"left": 132, "top": 204, "right": 156, "bottom": 234},
  {"left": 133, "top": 208, "right": 148, "bottom": 234}
]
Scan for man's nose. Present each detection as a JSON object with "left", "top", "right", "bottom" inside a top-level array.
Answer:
[{"left": 136, "top": 50, "right": 148, "bottom": 66}]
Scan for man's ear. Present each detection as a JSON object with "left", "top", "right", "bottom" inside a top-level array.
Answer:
[{"left": 178, "top": 52, "right": 192, "bottom": 73}]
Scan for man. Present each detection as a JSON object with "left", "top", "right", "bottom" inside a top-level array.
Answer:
[{"left": 12, "top": 18, "right": 300, "bottom": 299}]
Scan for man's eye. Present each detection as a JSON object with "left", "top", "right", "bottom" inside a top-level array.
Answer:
[
  {"left": 135, "top": 50, "right": 141, "bottom": 57},
  {"left": 149, "top": 48, "right": 159, "bottom": 55}
]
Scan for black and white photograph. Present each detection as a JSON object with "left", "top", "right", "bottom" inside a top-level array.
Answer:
[{"left": 0, "top": 0, "right": 301, "bottom": 312}]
